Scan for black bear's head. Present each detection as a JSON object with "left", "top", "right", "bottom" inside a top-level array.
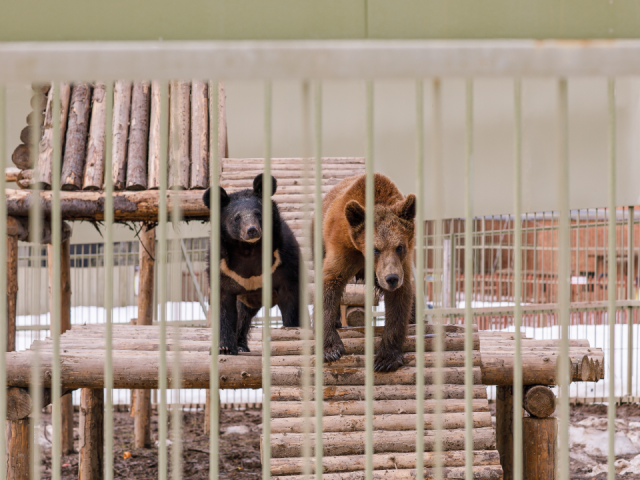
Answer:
[{"left": 202, "top": 173, "right": 278, "bottom": 244}]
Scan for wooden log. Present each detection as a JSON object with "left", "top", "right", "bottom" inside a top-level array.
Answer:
[
  {"left": 82, "top": 82, "right": 107, "bottom": 191},
  {"left": 7, "top": 233, "right": 18, "bottom": 352},
  {"left": 36, "top": 82, "right": 71, "bottom": 189},
  {"left": 32, "top": 83, "right": 51, "bottom": 95},
  {"left": 271, "top": 385, "right": 488, "bottom": 402},
  {"left": 47, "top": 238, "right": 74, "bottom": 454},
  {"left": 125, "top": 82, "right": 151, "bottom": 191},
  {"left": 223, "top": 169, "right": 361, "bottom": 181},
  {"left": 19, "top": 126, "right": 31, "bottom": 145},
  {"left": 11, "top": 144, "right": 32, "bottom": 170},
  {"left": 60, "top": 83, "right": 92, "bottom": 190},
  {"left": 31, "top": 93, "right": 47, "bottom": 111},
  {"left": 168, "top": 81, "right": 191, "bottom": 189},
  {"left": 271, "top": 398, "right": 489, "bottom": 418},
  {"left": 481, "top": 339, "right": 588, "bottom": 348},
  {"left": 134, "top": 226, "right": 154, "bottom": 449},
  {"left": 345, "top": 306, "right": 365, "bottom": 326},
  {"left": 480, "top": 352, "right": 584, "bottom": 386},
  {"left": 268, "top": 426, "right": 496, "bottom": 458},
  {"left": 111, "top": 80, "right": 132, "bottom": 190},
  {"left": 6, "top": 189, "right": 209, "bottom": 221},
  {"left": 272, "top": 466, "right": 504, "bottom": 480},
  {"left": 523, "top": 385, "right": 556, "bottom": 418},
  {"left": 79, "top": 388, "right": 104, "bottom": 480},
  {"left": 6, "top": 418, "right": 29, "bottom": 480},
  {"left": 218, "top": 82, "right": 228, "bottom": 161},
  {"left": 270, "top": 450, "right": 500, "bottom": 476},
  {"left": 147, "top": 81, "right": 162, "bottom": 190},
  {"left": 222, "top": 157, "right": 363, "bottom": 167},
  {"left": 270, "top": 366, "right": 482, "bottom": 387},
  {"left": 16, "top": 169, "right": 33, "bottom": 189},
  {"left": 271, "top": 411, "right": 491, "bottom": 434},
  {"left": 496, "top": 385, "right": 519, "bottom": 480},
  {"left": 5, "top": 168, "right": 21, "bottom": 183},
  {"left": 6, "top": 387, "right": 31, "bottom": 421},
  {"left": 190, "top": 81, "right": 208, "bottom": 189},
  {"left": 523, "top": 417, "right": 556, "bottom": 480}
]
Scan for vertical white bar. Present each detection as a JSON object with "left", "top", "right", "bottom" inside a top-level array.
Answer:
[
  {"left": 103, "top": 80, "right": 115, "bottom": 480},
  {"left": 557, "top": 78, "right": 570, "bottom": 480},
  {"left": 262, "top": 81, "right": 273, "bottom": 480},
  {"left": 464, "top": 79, "right": 474, "bottom": 479},
  {"left": 50, "top": 81, "right": 62, "bottom": 480},
  {"left": 157, "top": 80, "right": 169, "bottom": 480},
  {"left": 313, "top": 82, "right": 324, "bottom": 477},
  {"left": 209, "top": 80, "right": 220, "bottom": 480},
  {"left": 607, "top": 78, "right": 616, "bottom": 480},
  {"left": 365, "top": 80, "right": 375, "bottom": 480},
  {"left": 513, "top": 79, "right": 523, "bottom": 480},
  {"left": 415, "top": 79, "right": 425, "bottom": 480}
]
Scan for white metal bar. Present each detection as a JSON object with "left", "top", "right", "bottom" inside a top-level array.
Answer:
[
  {"left": 607, "top": 78, "right": 616, "bottom": 480},
  {"left": 0, "top": 84, "right": 7, "bottom": 480},
  {"left": 6, "top": 40, "right": 640, "bottom": 82}
]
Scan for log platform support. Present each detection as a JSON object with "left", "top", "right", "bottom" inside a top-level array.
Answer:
[
  {"left": 133, "top": 226, "right": 155, "bottom": 448},
  {"left": 496, "top": 385, "right": 518, "bottom": 480},
  {"left": 79, "top": 388, "right": 104, "bottom": 479},
  {"left": 48, "top": 237, "right": 74, "bottom": 454},
  {"left": 6, "top": 418, "right": 29, "bottom": 480},
  {"left": 523, "top": 417, "right": 556, "bottom": 480}
]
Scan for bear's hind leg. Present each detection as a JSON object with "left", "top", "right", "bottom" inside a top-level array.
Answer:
[
  {"left": 219, "top": 294, "right": 239, "bottom": 355},
  {"left": 236, "top": 300, "right": 260, "bottom": 353}
]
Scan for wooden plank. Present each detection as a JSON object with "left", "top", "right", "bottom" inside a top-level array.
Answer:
[
  {"left": 111, "top": 80, "right": 132, "bottom": 190},
  {"left": 61, "top": 83, "right": 91, "bottom": 190},
  {"left": 82, "top": 82, "right": 107, "bottom": 190},
  {"left": 168, "top": 80, "right": 191, "bottom": 189},
  {"left": 125, "top": 81, "right": 151, "bottom": 191},
  {"left": 190, "top": 80, "right": 208, "bottom": 189}
]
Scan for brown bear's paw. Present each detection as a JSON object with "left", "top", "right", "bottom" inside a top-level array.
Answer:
[
  {"left": 219, "top": 341, "right": 239, "bottom": 356},
  {"left": 237, "top": 344, "right": 251, "bottom": 353},
  {"left": 374, "top": 349, "right": 404, "bottom": 372},
  {"left": 323, "top": 331, "right": 345, "bottom": 363}
]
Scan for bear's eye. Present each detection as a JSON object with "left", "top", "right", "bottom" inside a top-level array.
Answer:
[
  {"left": 373, "top": 248, "right": 380, "bottom": 256},
  {"left": 396, "top": 245, "right": 404, "bottom": 255},
  {"left": 234, "top": 214, "right": 241, "bottom": 223}
]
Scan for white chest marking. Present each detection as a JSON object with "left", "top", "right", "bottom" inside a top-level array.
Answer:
[{"left": 220, "top": 250, "right": 282, "bottom": 291}]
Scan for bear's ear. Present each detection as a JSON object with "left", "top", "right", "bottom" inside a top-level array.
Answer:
[
  {"left": 220, "top": 187, "right": 231, "bottom": 209},
  {"left": 253, "top": 174, "right": 278, "bottom": 197},
  {"left": 204, "top": 187, "right": 230, "bottom": 209},
  {"left": 395, "top": 194, "right": 416, "bottom": 221},
  {"left": 344, "top": 200, "right": 366, "bottom": 229}
]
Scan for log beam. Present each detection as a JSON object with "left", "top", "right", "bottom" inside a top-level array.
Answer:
[
  {"left": 496, "top": 386, "right": 519, "bottom": 480},
  {"left": 523, "top": 385, "right": 556, "bottom": 418},
  {"left": 79, "top": 388, "right": 104, "bottom": 479},
  {"left": 523, "top": 417, "right": 556, "bottom": 480},
  {"left": 6, "top": 418, "right": 29, "bottom": 480}
]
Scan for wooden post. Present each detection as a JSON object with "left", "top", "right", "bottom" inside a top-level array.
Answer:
[
  {"left": 190, "top": 81, "right": 208, "bottom": 189},
  {"left": 82, "top": 82, "right": 107, "bottom": 191},
  {"left": 79, "top": 389, "right": 104, "bottom": 479},
  {"left": 523, "top": 417, "right": 557, "bottom": 480},
  {"left": 48, "top": 238, "right": 75, "bottom": 454},
  {"left": 168, "top": 81, "right": 191, "bottom": 189},
  {"left": 7, "top": 232, "right": 18, "bottom": 353},
  {"left": 496, "top": 385, "right": 519, "bottom": 480},
  {"left": 6, "top": 418, "right": 29, "bottom": 480},
  {"left": 133, "top": 226, "right": 155, "bottom": 448},
  {"left": 111, "top": 80, "right": 132, "bottom": 190},
  {"left": 147, "top": 81, "right": 162, "bottom": 190},
  {"left": 36, "top": 82, "right": 71, "bottom": 189}
]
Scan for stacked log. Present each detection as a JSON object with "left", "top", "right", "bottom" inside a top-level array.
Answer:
[
  {"left": 168, "top": 81, "right": 191, "bottom": 189},
  {"left": 111, "top": 80, "right": 132, "bottom": 190},
  {"left": 61, "top": 83, "right": 92, "bottom": 190},
  {"left": 126, "top": 82, "right": 151, "bottom": 190},
  {"left": 147, "top": 81, "right": 162, "bottom": 190},
  {"left": 190, "top": 81, "right": 208, "bottom": 189},
  {"left": 82, "top": 82, "right": 107, "bottom": 190},
  {"left": 11, "top": 84, "right": 50, "bottom": 174},
  {"left": 36, "top": 83, "right": 71, "bottom": 189}
]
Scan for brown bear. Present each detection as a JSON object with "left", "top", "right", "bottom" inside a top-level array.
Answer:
[{"left": 316, "top": 173, "right": 416, "bottom": 372}]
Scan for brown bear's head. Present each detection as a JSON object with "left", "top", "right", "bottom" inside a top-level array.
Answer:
[{"left": 344, "top": 194, "right": 416, "bottom": 291}]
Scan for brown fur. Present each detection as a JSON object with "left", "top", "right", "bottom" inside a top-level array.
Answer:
[{"left": 315, "top": 173, "right": 416, "bottom": 372}]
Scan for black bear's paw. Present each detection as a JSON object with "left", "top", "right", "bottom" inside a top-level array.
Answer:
[
  {"left": 323, "top": 331, "right": 345, "bottom": 363},
  {"left": 219, "top": 341, "right": 239, "bottom": 356},
  {"left": 374, "top": 348, "right": 404, "bottom": 372},
  {"left": 237, "top": 343, "right": 251, "bottom": 353}
]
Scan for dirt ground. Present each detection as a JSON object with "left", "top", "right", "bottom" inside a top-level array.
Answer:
[
  {"left": 38, "top": 403, "right": 640, "bottom": 479},
  {"left": 39, "top": 407, "right": 262, "bottom": 479}
]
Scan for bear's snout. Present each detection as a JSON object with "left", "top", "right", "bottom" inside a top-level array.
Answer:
[
  {"left": 375, "top": 253, "right": 404, "bottom": 292},
  {"left": 385, "top": 274, "right": 399, "bottom": 289},
  {"left": 247, "top": 226, "right": 260, "bottom": 239},
  {"left": 240, "top": 221, "right": 262, "bottom": 243}
]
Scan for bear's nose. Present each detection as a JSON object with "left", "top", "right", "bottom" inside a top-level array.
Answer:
[
  {"left": 385, "top": 274, "right": 399, "bottom": 289},
  {"left": 247, "top": 226, "right": 259, "bottom": 238}
]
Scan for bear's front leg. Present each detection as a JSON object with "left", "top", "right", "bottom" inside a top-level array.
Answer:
[
  {"left": 320, "top": 275, "right": 348, "bottom": 363},
  {"left": 219, "top": 294, "right": 239, "bottom": 355},
  {"left": 236, "top": 300, "right": 260, "bottom": 353},
  {"left": 375, "top": 283, "right": 415, "bottom": 372}
]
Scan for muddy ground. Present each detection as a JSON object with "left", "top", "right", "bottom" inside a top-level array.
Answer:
[{"left": 39, "top": 403, "right": 640, "bottom": 479}]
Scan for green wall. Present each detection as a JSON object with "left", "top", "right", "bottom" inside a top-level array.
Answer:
[{"left": 2, "top": 0, "right": 640, "bottom": 41}]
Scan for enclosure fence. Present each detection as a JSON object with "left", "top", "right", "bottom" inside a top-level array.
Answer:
[{"left": 2, "top": 41, "right": 640, "bottom": 480}]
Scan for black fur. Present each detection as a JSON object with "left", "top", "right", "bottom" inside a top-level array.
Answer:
[{"left": 203, "top": 174, "right": 301, "bottom": 355}]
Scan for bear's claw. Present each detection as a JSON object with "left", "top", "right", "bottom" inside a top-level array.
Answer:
[
  {"left": 237, "top": 344, "right": 251, "bottom": 353},
  {"left": 219, "top": 343, "right": 238, "bottom": 355},
  {"left": 323, "top": 343, "right": 345, "bottom": 364},
  {"left": 373, "top": 350, "right": 404, "bottom": 372}
]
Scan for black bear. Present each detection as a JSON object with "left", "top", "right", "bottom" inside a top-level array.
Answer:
[{"left": 203, "top": 174, "right": 301, "bottom": 354}]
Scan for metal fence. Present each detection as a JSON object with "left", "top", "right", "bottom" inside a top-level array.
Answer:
[{"left": 3, "top": 41, "right": 640, "bottom": 480}]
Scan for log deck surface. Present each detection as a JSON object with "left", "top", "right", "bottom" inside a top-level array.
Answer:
[{"left": 5, "top": 324, "right": 604, "bottom": 390}]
